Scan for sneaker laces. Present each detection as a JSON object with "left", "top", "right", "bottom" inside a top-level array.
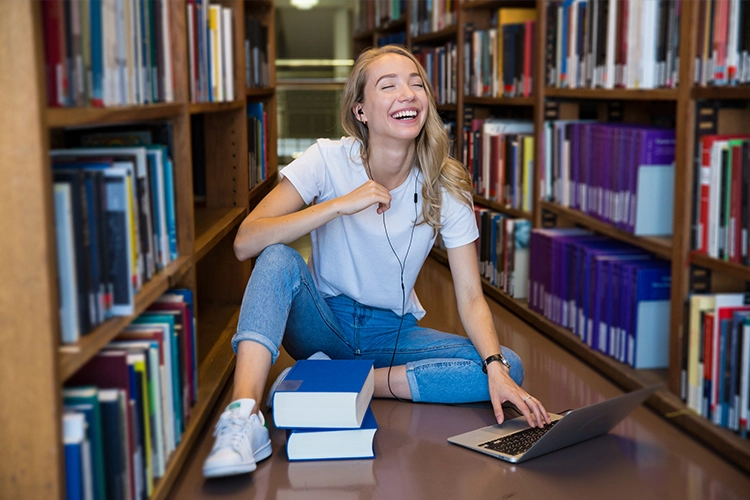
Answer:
[{"left": 212, "top": 411, "right": 250, "bottom": 452}]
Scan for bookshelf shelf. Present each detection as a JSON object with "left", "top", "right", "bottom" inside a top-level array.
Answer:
[
  {"left": 46, "top": 102, "right": 186, "bottom": 128},
  {"left": 411, "top": 25, "right": 459, "bottom": 45},
  {"left": 464, "top": 96, "right": 535, "bottom": 107},
  {"left": 189, "top": 99, "right": 246, "bottom": 115},
  {"left": 540, "top": 201, "right": 673, "bottom": 259},
  {"left": 473, "top": 195, "right": 531, "bottom": 219},
  {"left": 194, "top": 207, "right": 248, "bottom": 262},
  {"left": 544, "top": 87, "right": 680, "bottom": 102},
  {"left": 689, "top": 252, "right": 750, "bottom": 281},
  {"left": 691, "top": 86, "right": 750, "bottom": 100},
  {"left": 246, "top": 86, "right": 276, "bottom": 98}
]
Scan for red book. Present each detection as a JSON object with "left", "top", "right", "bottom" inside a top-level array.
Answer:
[
  {"left": 730, "top": 142, "right": 744, "bottom": 263},
  {"left": 40, "top": 0, "right": 68, "bottom": 106},
  {"left": 523, "top": 20, "right": 534, "bottom": 97}
]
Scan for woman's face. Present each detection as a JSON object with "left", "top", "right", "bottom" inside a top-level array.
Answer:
[{"left": 358, "top": 53, "right": 429, "bottom": 145}]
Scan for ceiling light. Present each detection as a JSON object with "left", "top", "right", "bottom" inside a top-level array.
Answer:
[{"left": 291, "top": 0, "right": 318, "bottom": 9}]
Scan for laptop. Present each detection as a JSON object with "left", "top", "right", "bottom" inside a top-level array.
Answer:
[{"left": 448, "top": 385, "right": 660, "bottom": 463}]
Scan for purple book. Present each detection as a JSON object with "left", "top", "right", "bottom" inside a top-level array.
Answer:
[{"left": 628, "top": 127, "right": 676, "bottom": 233}]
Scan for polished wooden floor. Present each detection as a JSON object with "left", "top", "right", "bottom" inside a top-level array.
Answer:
[{"left": 169, "top": 250, "right": 750, "bottom": 499}]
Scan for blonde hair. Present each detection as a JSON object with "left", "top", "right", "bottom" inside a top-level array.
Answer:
[{"left": 340, "top": 44, "right": 473, "bottom": 230}]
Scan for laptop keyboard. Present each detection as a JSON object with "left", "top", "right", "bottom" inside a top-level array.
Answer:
[{"left": 479, "top": 420, "right": 560, "bottom": 456}]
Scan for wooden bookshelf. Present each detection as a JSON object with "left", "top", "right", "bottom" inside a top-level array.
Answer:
[
  {"left": 354, "top": 0, "right": 750, "bottom": 475},
  {"left": 0, "top": 0, "right": 277, "bottom": 497}
]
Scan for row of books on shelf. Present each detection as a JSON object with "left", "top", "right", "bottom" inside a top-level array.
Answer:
[
  {"left": 542, "top": 120, "right": 676, "bottom": 236},
  {"left": 52, "top": 123, "right": 178, "bottom": 343},
  {"left": 684, "top": 292, "right": 750, "bottom": 438},
  {"left": 695, "top": 0, "right": 750, "bottom": 86},
  {"left": 529, "top": 228, "right": 672, "bottom": 369},
  {"left": 62, "top": 289, "right": 197, "bottom": 500},
  {"left": 41, "top": 0, "right": 175, "bottom": 107},
  {"left": 376, "top": 31, "right": 407, "bottom": 48},
  {"left": 475, "top": 210, "right": 531, "bottom": 300},
  {"left": 464, "top": 8, "right": 537, "bottom": 98},
  {"left": 545, "top": 0, "right": 681, "bottom": 90},
  {"left": 409, "top": 0, "right": 457, "bottom": 37},
  {"left": 244, "top": 16, "right": 271, "bottom": 89},
  {"left": 186, "top": 0, "right": 235, "bottom": 103},
  {"left": 271, "top": 359, "right": 377, "bottom": 461},
  {"left": 247, "top": 102, "right": 269, "bottom": 190},
  {"left": 694, "top": 134, "right": 750, "bottom": 263},
  {"left": 413, "top": 43, "right": 458, "bottom": 105},
  {"left": 356, "top": 0, "right": 406, "bottom": 33},
  {"left": 462, "top": 118, "right": 534, "bottom": 212}
]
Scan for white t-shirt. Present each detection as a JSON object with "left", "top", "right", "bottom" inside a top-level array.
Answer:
[{"left": 280, "top": 137, "right": 478, "bottom": 319}]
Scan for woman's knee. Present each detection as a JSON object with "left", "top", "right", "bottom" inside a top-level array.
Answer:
[
  {"left": 256, "top": 243, "right": 305, "bottom": 268},
  {"left": 501, "top": 346, "right": 525, "bottom": 386}
]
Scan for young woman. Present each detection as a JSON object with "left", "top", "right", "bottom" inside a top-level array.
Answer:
[{"left": 202, "top": 44, "right": 550, "bottom": 478}]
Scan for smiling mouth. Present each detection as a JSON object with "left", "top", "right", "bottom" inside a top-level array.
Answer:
[{"left": 392, "top": 110, "right": 418, "bottom": 120}]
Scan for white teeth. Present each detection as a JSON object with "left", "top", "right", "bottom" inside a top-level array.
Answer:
[{"left": 392, "top": 110, "right": 417, "bottom": 119}]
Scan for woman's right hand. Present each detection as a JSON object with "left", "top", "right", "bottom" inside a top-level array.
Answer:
[{"left": 338, "top": 179, "right": 393, "bottom": 215}]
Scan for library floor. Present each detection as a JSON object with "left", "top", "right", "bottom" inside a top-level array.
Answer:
[{"left": 170, "top": 250, "right": 750, "bottom": 499}]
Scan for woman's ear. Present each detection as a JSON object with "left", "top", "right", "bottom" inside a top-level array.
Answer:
[{"left": 354, "top": 106, "right": 365, "bottom": 122}]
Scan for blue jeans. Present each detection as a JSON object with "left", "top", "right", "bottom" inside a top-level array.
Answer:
[{"left": 232, "top": 244, "right": 524, "bottom": 404}]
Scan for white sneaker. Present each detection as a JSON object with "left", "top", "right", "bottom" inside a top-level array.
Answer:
[
  {"left": 202, "top": 398, "right": 272, "bottom": 478},
  {"left": 265, "top": 351, "right": 330, "bottom": 408}
]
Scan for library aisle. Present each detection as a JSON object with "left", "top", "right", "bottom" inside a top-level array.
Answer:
[{"left": 169, "top": 255, "right": 750, "bottom": 499}]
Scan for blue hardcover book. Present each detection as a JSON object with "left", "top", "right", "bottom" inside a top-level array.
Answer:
[
  {"left": 63, "top": 386, "right": 106, "bottom": 500},
  {"left": 273, "top": 359, "right": 375, "bottom": 429},
  {"left": 630, "top": 127, "right": 676, "bottom": 235},
  {"left": 628, "top": 261, "right": 672, "bottom": 368},
  {"left": 63, "top": 411, "right": 86, "bottom": 500},
  {"left": 286, "top": 406, "right": 377, "bottom": 461}
]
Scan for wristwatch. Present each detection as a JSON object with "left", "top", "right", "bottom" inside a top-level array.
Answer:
[{"left": 482, "top": 353, "right": 511, "bottom": 373}]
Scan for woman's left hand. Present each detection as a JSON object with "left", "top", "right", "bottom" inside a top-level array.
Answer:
[{"left": 486, "top": 362, "right": 551, "bottom": 428}]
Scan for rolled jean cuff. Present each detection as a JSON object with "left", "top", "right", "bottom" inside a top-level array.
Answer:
[{"left": 232, "top": 330, "right": 280, "bottom": 364}]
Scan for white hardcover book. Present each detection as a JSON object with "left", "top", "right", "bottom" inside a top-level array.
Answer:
[
  {"left": 160, "top": 0, "right": 174, "bottom": 102},
  {"left": 222, "top": 7, "right": 234, "bottom": 102},
  {"left": 54, "top": 183, "right": 81, "bottom": 344}
]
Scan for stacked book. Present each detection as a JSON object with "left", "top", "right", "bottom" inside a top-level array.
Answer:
[{"left": 271, "top": 359, "right": 377, "bottom": 461}]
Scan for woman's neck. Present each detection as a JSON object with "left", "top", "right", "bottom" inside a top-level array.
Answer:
[{"left": 365, "top": 140, "right": 416, "bottom": 190}]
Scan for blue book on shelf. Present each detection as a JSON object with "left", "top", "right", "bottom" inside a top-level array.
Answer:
[
  {"left": 63, "top": 410, "right": 86, "bottom": 500},
  {"left": 272, "top": 359, "right": 375, "bottom": 429},
  {"left": 285, "top": 405, "right": 378, "bottom": 461},
  {"left": 63, "top": 386, "right": 106, "bottom": 500}
]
